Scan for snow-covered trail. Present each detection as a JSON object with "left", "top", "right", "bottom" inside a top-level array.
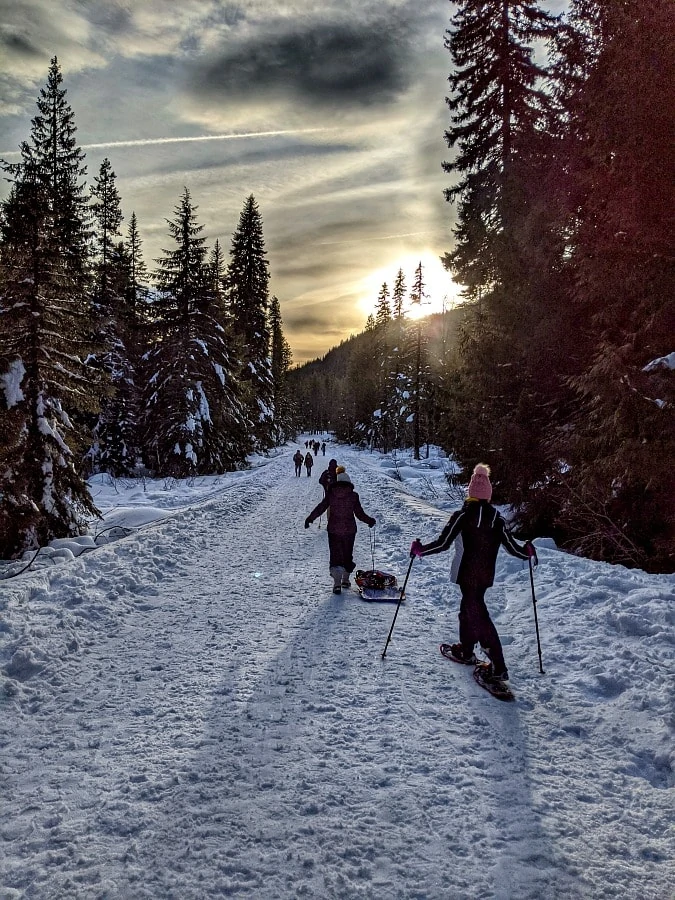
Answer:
[{"left": 1, "top": 444, "right": 673, "bottom": 899}]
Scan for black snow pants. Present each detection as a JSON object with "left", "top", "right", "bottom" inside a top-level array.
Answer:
[
  {"left": 458, "top": 582, "right": 507, "bottom": 674},
  {"left": 327, "top": 533, "right": 356, "bottom": 573}
]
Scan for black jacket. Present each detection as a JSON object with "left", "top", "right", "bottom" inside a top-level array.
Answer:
[
  {"left": 307, "top": 482, "right": 375, "bottom": 535},
  {"left": 418, "top": 499, "right": 528, "bottom": 588},
  {"left": 319, "top": 466, "right": 337, "bottom": 494}
]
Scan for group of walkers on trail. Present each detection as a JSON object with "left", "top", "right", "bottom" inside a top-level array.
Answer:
[
  {"left": 293, "top": 449, "right": 313, "bottom": 477},
  {"left": 299, "top": 449, "right": 537, "bottom": 689},
  {"left": 293, "top": 440, "right": 328, "bottom": 477},
  {"left": 304, "top": 439, "right": 326, "bottom": 456}
]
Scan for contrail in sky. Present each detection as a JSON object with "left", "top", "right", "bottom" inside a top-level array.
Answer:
[
  {"left": 82, "top": 128, "right": 334, "bottom": 150},
  {"left": 1, "top": 127, "right": 335, "bottom": 156}
]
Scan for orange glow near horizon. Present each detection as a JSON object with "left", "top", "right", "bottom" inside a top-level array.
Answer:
[{"left": 358, "top": 251, "right": 461, "bottom": 322}]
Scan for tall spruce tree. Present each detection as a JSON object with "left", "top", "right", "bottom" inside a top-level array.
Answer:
[
  {"left": 268, "top": 296, "right": 294, "bottom": 444},
  {"left": 409, "top": 262, "right": 430, "bottom": 459},
  {"left": 444, "top": 0, "right": 557, "bottom": 291},
  {"left": 372, "top": 283, "right": 393, "bottom": 451},
  {"left": 125, "top": 211, "right": 150, "bottom": 327},
  {"left": 225, "top": 195, "right": 274, "bottom": 450},
  {"left": 391, "top": 269, "right": 406, "bottom": 319},
  {"left": 0, "top": 57, "right": 99, "bottom": 557},
  {"left": 89, "top": 157, "right": 139, "bottom": 475},
  {"left": 207, "top": 239, "right": 228, "bottom": 324},
  {"left": 90, "top": 158, "right": 123, "bottom": 304},
  {"left": 441, "top": 0, "right": 561, "bottom": 499},
  {"left": 141, "top": 188, "right": 250, "bottom": 476}
]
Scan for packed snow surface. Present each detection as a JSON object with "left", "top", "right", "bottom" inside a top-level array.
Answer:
[{"left": 1, "top": 442, "right": 673, "bottom": 899}]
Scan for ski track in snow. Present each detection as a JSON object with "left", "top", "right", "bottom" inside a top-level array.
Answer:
[{"left": 1, "top": 445, "right": 673, "bottom": 899}]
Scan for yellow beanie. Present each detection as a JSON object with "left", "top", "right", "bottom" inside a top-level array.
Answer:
[{"left": 336, "top": 465, "right": 345, "bottom": 475}]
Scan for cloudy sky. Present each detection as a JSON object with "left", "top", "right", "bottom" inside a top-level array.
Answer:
[{"left": 0, "top": 0, "right": 459, "bottom": 364}]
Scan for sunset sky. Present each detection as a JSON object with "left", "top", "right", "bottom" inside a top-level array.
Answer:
[{"left": 0, "top": 0, "right": 460, "bottom": 364}]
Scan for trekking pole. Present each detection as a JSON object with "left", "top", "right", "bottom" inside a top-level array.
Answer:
[
  {"left": 381, "top": 550, "right": 416, "bottom": 659},
  {"left": 528, "top": 556, "right": 545, "bottom": 674},
  {"left": 369, "top": 526, "right": 376, "bottom": 570}
]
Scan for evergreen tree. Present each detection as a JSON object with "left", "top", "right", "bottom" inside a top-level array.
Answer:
[
  {"left": 443, "top": 0, "right": 558, "bottom": 291},
  {"left": 90, "top": 158, "right": 123, "bottom": 303},
  {"left": 441, "top": 0, "right": 564, "bottom": 503},
  {"left": 225, "top": 195, "right": 274, "bottom": 450},
  {"left": 88, "top": 157, "right": 139, "bottom": 475},
  {"left": 410, "top": 262, "right": 430, "bottom": 459},
  {"left": 375, "top": 283, "right": 391, "bottom": 328},
  {"left": 391, "top": 269, "right": 406, "bottom": 319},
  {"left": 372, "top": 284, "right": 392, "bottom": 451},
  {"left": 207, "top": 239, "right": 228, "bottom": 324},
  {"left": 125, "top": 211, "right": 151, "bottom": 327},
  {"left": 268, "top": 296, "right": 294, "bottom": 444},
  {"left": 0, "top": 57, "right": 99, "bottom": 557},
  {"left": 141, "top": 188, "right": 250, "bottom": 476}
]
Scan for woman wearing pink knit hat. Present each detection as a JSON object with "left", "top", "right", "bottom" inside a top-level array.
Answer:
[{"left": 410, "top": 463, "right": 536, "bottom": 684}]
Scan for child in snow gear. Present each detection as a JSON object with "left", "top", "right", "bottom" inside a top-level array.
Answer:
[
  {"left": 305, "top": 470, "right": 376, "bottom": 593},
  {"left": 304, "top": 452, "right": 314, "bottom": 477},
  {"left": 410, "top": 464, "right": 535, "bottom": 682},
  {"left": 293, "top": 450, "right": 304, "bottom": 476}
]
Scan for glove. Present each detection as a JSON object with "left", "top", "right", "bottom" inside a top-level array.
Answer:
[
  {"left": 525, "top": 541, "right": 538, "bottom": 564},
  {"left": 304, "top": 519, "right": 311, "bottom": 529},
  {"left": 410, "top": 539, "right": 424, "bottom": 558},
  {"left": 368, "top": 518, "right": 376, "bottom": 528}
]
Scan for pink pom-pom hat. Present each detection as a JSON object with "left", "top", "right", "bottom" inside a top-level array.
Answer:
[{"left": 468, "top": 463, "right": 492, "bottom": 501}]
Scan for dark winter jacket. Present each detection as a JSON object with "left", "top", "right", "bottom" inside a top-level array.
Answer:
[
  {"left": 306, "top": 482, "right": 375, "bottom": 535},
  {"left": 304, "top": 453, "right": 314, "bottom": 468},
  {"left": 293, "top": 451, "right": 303, "bottom": 465},
  {"left": 418, "top": 499, "right": 528, "bottom": 588},
  {"left": 319, "top": 460, "right": 338, "bottom": 494}
]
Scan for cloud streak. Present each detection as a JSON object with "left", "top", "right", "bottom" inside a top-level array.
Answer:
[
  {"left": 82, "top": 127, "right": 336, "bottom": 151},
  {"left": 1, "top": 127, "right": 337, "bottom": 158}
]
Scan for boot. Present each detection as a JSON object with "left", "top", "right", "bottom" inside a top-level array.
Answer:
[{"left": 330, "top": 566, "right": 346, "bottom": 593}]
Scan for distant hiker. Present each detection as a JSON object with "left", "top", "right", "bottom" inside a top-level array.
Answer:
[
  {"left": 321, "top": 442, "right": 326, "bottom": 456},
  {"left": 319, "top": 458, "right": 338, "bottom": 498},
  {"left": 305, "top": 470, "right": 376, "bottom": 593},
  {"left": 410, "top": 463, "right": 536, "bottom": 683},
  {"left": 304, "top": 452, "right": 314, "bottom": 477},
  {"left": 293, "top": 450, "right": 304, "bottom": 477}
]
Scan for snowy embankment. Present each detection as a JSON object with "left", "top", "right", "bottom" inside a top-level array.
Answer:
[{"left": 1, "top": 443, "right": 673, "bottom": 900}]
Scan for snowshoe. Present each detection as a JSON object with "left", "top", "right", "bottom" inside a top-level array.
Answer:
[
  {"left": 440, "top": 643, "right": 478, "bottom": 665},
  {"left": 473, "top": 662, "right": 515, "bottom": 702}
]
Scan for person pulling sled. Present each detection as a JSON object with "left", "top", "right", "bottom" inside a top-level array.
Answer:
[
  {"left": 305, "top": 470, "right": 376, "bottom": 593},
  {"left": 410, "top": 464, "right": 536, "bottom": 685}
]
